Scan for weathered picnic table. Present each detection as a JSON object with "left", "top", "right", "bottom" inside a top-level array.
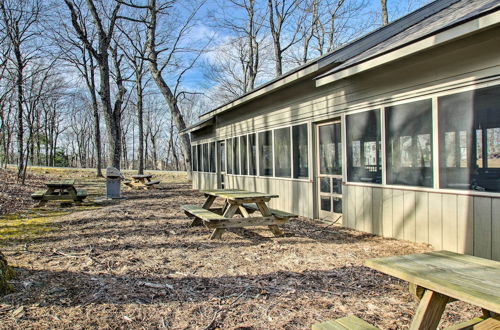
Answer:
[
  {"left": 123, "top": 174, "right": 160, "bottom": 190},
  {"left": 31, "top": 179, "right": 87, "bottom": 206},
  {"left": 365, "top": 250, "right": 500, "bottom": 330},
  {"left": 182, "top": 189, "right": 297, "bottom": 239}
]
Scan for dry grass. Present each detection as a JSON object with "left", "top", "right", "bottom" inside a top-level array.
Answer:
[{"left": 0, "top": 167, "right": 483, "bottom": 329}]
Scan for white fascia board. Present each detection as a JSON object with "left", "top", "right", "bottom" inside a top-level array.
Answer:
[{"left": 315, "top": 10, "right": 500, "bottom": 88}]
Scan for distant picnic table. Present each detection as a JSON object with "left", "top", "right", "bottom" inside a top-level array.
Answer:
[
  {"left": 31, "top": 179, "right": 87, "bottom": 206},
  {"left": 182, "top": 189, "right": 296, "bottom": 239},
  {"left": 366, "top": 251, "right": 500, "bottom": 329},
  {"left": 123, "top": 174, "right": 160, "bottom": 190}
]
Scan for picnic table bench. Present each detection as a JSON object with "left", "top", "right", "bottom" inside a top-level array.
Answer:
[
  {"left": 182, "top": 189, "right": 296, "bottom": 239},
  {"left": 31, "top": 179, "right": 87, "bottom": 206},
  {"left": 313, "top": 251, "right": 500, "bottom": 330},
  {"left": 123, "top": 174, "right": 160, "bottom": 190}
]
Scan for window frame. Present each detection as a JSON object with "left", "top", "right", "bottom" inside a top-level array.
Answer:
[
  {"left": 273, "top": 126, "right": 292, "bottom": 178},
  {"left": 221, "top": 123, "right": 311, "bottom": 182},
  {"left": 345, "top": 109, "right": 382, "bottom": 184}
]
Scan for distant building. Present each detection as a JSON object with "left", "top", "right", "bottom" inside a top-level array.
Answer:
[{"left": 184, "top": 0, "right": 500, "bottom": 260}]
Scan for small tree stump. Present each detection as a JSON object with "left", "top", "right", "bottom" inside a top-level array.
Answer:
[{"left": 0, "top": 251, "right": 15, "bottom": 295}]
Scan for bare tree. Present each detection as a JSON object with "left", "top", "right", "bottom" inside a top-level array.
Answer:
[
  {"left": 116, "top": 21, "right": 149, "bottom": 175},
  {"left": 0, "top": 0, "right": 42, "bottom": 183},
  {"left": 64, "top": 0, "right": 123, "bottom": 169},
  {"left": 267, "top": 0, "right": 301, "bottom": 77}
]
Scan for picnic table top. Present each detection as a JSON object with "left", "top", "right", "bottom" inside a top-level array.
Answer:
[
  {"left": 132, "top": 174, "right": 153, "bottom": 179},
  {"left": 46, "top": 179, "right": 76, "bottom": 187},
  {"left": 365, "top": 250, "right": 500, "bottom": 314},
  {"left": 201, "top": 189, "right": 279, "bottom": 200}
]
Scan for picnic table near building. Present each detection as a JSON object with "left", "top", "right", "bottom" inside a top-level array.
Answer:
[
  {"left": 31, "top": 179, "right": 87, "bottom": 206},
  {"left": 182, "top": 189, "right": 297, "bottom": 239},
  {"left": 123, "top": 174, "right": 160, "bottom": 190},
  {"left": 313, "top": 250, "right": 500, "bottom": 329}
]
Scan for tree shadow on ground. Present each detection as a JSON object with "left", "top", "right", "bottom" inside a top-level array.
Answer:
[{"left": 2, "top": 265, "right": 393, "bottom": 308}]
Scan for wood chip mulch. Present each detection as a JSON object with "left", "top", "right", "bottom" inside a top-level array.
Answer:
[{"left": 0, "top": 183, "right": 482, "bottom": 329}]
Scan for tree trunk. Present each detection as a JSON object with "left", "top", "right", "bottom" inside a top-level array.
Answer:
[
  {"left": 88, "top": 53, "right": 103, "bottom": 177},
  {"left": 146, "top": 0, "right": 191, "bottom": 180},
  {"left": 15, "top": 50, "right": 25, "bottom": 182},
  {"left": 136, "top": 71, "right": 145, "bottom": 175},
  {"left": 268, "top": 0, "right": 282, "bottom": 77},
  {"left": 381, "top": 0, "right": 389, "bottom": 25}
]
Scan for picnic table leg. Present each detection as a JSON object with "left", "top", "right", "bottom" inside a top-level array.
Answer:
[
  {"left": 409, "top": 289, "right": 449, "bottom": 330},
  {"left": 256, "top": 201, "right": 283, "bottom": 237},
  {"left": 36, "top": 187, "right": 54, "bottom": 207},
  {"left": 190, "top": 217, "right": 204, "bottom": 227},
  {"left": 209, "top": 202, "right": 239, "bottom": 239},
  {"left": 67, "top": 186, "right": 80, "bottom": 205},
  {"left": 239, "top": 206, "right": 250, "bottom": 218},
  {"left": 202, "top": 195, "right": 216, "bottom": 209}
]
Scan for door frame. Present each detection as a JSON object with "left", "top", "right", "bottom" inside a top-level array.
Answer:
[
  {"left": 216, "top": 140, "right": 226, "bottom": 189},
  {"left": 315, "top": 118, "right": 344, "bottom": 223}
]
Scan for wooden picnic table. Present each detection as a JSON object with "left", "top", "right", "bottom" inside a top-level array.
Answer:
[
  {"left": 32, "top": 179, "right": 87, "bottom": 206},
  {"left": 366, "top": 250, "right": 500, "bottom": 329},
  {"left": 124, "top": 174, "right": 160, "bottom": 190},
  {"left": 182, "top": 189, "right": 296, "bottom": 239}
]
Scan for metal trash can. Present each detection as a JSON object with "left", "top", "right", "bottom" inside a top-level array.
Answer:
[{"left": 106, "top": 167, "right": 122, "bottom": 199}]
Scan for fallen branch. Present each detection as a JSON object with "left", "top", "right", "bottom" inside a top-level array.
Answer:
[{"left": 203, "top": 287, "right": 249, "bottom": 330}]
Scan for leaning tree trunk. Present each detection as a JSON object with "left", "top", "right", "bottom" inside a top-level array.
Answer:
[{"left": 146, "top": 0, "right": 191, "bottom": 179}]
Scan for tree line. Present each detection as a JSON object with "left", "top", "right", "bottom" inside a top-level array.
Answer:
[{"left": 0, "top": 0, "right": 427, "bottom": 183}]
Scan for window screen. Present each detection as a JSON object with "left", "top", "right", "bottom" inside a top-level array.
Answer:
[
  {"left": 386, "top": 99, "right": 433, "bottom": 187},
  {"left": 319, "top": 123, "right": 342, "bottom": 175},
  {"left": 209, "top": 142, "right": 216, "bottom": 173},
  {"left": 346, "top": 109, "right": 382, "bottom": 183},
  {"left": 192, "top": 146, "right": 197, "bottom": 171},
  {"left": 197, "top": 144, "right": 202, "bottom": 172},
  {"left": 292, "top": 124, "right": 309, "bottom": 178},
  {"left": 226, "top": 138, "right": 233, "bottom": 174},
  {"left": 240, "top": 136, "right": 248, "bottom": 175},
  {"left": 233, "top": 137, "right": 240, "bottom": 175},
  {"left": 219, "top": 141, "right": 225, "bottom": 173},
  {"left": 249, "top": 133, "right": 257, "bottom": 175},
  {"left": 438, "top": 85, "right": 500, "bottom": 192},
  {"left": 274, "top": 127, "right": 291, "bottom": 177},
  {"left": 259, "top": 131, "right": 273, "bottom": 176},
  {"left": 202, "top": 144, "right": 209, "bottom": 172}
]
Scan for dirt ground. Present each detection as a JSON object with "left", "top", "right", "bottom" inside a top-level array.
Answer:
[{"left": 0, "top": 168, "right": 482, "bottom": 329}]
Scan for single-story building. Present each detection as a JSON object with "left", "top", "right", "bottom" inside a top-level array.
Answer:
[{"left": 183, "top": 0, "right": 500, "bottom": 261}]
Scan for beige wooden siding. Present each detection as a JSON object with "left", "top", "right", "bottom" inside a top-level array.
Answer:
[
  {"left": 344, "top": 184, "right": 500, "bottom": 261},
  {"left": 192, "top": 172, "right": 218, "bottom": 190},
  {"left": 224, "top": 175, "right": 315, "bottom": 218}
]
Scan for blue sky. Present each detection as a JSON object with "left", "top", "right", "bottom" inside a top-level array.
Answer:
[{"left": 172, "top": 0, "right": 432, "bottom": 97}]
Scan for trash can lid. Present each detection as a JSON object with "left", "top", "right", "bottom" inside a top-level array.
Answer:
[{"left": 106, "top": 166, "right": 121, "bottom": 178}]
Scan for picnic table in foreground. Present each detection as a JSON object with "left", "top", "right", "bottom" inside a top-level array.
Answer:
[
  {"left": 123, "top": 174, "right": 160, "bottom": 190},
  {"left": 313, "top": 251, "right": 500, "bottom": 329},
  {"left": 31, "top": 179, "right": 87, "bottom": 206},
  {"left": 366, "top": 250, "right": 500, "bottom": 329},
  {"left": 182, "top": 189, "right": 297, "bottom": 239}
]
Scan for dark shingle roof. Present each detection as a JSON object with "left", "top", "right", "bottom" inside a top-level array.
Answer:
[{"left": 316, "top": 0, "right": 500, "bottom": 79}]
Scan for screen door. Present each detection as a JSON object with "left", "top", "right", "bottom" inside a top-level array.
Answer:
[{"left": 317, "top": 121, "right": 343, "bottom": 221}]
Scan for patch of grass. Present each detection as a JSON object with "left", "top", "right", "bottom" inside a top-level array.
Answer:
[{"left": 0, "top": 210, "right": 66, "bottom": 243}]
